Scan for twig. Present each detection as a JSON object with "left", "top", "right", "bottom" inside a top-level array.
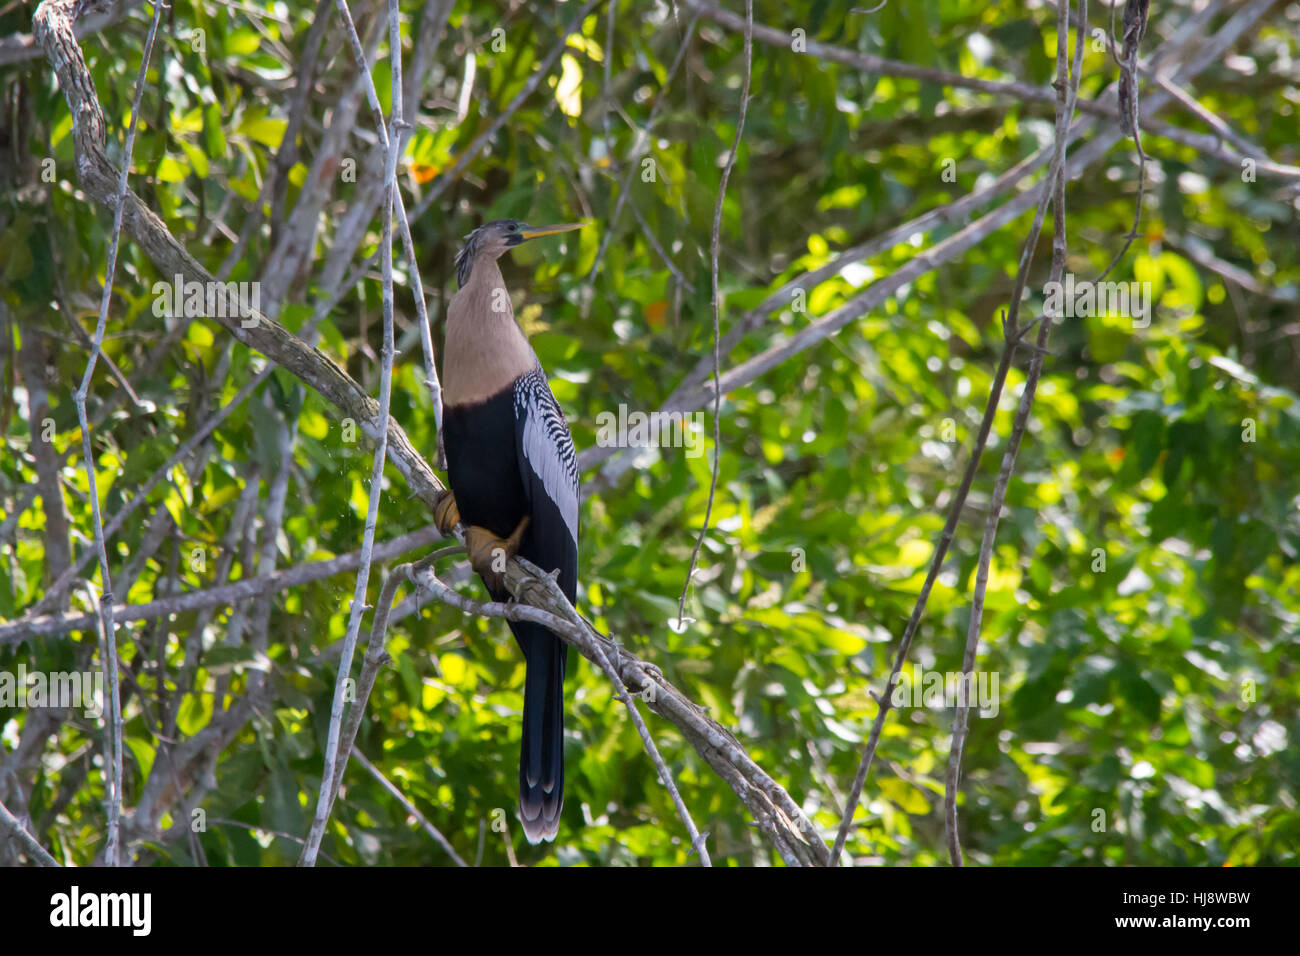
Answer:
[
  {"left": 1169, "top": 234, "right": 1300, "bottom": 304},
  {"left": 326, "top": 547, "right": 462, "bottom": 818},
  {"left": 628, "top": 198, "right": 695, "bottom": 293},
  {"left": 945, "top": 0, "right": 1084, "bottom": 868},
  {"left": 410, "top": 561, "right": 825, "bottom": 864},
  {"left": 312, "top": 0, "right": 447, "bottom": 451},
  {"left": 206, "top": 817, "right": 341, "bottom": 866},
  {"left": 299, "top": 0, "right": 405, "bottom": 868},
  {"left": 0, "top": 797, "right": 60, "bottom": 866},
  {"left": 352, "top": 750, "right": 469, "bottom": 866},
  {"left": 585, "top": 10, "right": 700, "bottom": 283},
  {"left": 587, "top": 4, "right": 1268, "bottom": 494},
  {"left": 216, "top": 0, "right": 333, "bottom": 279},
  {"left": 677, "top": 0, "right": 750, "bottom": 626},
  {"left": 123, "top": 680, "right": 276, "bottom": 847},
  {"left": 84, "top": 582, "right": 123, "bottom": 865},
  {"left": 243, "top": 403, "right": 298, "bottom": 699},
  {"left": 1098, "top": 0, "right": 1150, "bottom": 282},
  {"left": 1, "top": 528, "right": 444, "bottom": 645},
  {"left": 69, "top": 0, "right": 165, "bottom": 867},
  {"left": 33, "top": 0, "right": 826, "bottom": 865},
  {"left": 828, "top": 0, "right": 1088, "bottom": 866},
  {"left": 583, "top": 632, "right": 712, "bottom": 864},
  {"left": 329, "top": 0, "right": 607, "bottom": 312}
]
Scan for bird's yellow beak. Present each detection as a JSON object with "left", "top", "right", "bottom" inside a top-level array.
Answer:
[{"left": 518, "top": 221, "right": 588, "bottom": 239}]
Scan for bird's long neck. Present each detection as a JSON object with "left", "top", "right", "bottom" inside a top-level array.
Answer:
[{"left": 443, "top": 257, "right": 537, "bottom": 406}]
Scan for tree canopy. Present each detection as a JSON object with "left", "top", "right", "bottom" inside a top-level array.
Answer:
[{"left": 1, "top": 0, "right": 1298, "bottom": 866}]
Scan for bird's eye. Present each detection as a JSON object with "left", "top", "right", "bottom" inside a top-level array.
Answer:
[{"left": 508, "top": 222, "right": 519, "bottom": 232}]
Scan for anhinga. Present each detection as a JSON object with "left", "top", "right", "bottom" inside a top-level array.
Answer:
[{"left": 433, "top": 218, "right": 585, "bottom": 844}]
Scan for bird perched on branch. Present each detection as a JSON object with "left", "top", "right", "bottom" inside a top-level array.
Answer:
[{"left": 433, "top": 218, "right": 585, "bottom": 844}]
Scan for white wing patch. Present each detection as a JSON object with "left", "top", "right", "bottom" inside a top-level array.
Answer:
[{"left": 515, "top": 366, "right": 580, "bottom": 548}]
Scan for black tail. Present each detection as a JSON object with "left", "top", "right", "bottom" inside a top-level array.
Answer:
[{"left": 517, "top": 624, "right": 566, "bottom": 843}]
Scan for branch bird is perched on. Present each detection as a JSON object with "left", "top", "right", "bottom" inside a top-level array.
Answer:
[{"left": 434, "top": 218, "right": 586, "bottom": 844}]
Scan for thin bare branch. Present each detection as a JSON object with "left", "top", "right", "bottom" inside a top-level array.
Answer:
[
  {"left": 584, "top": 0, "right": 1281, "bottom": 494},
  {"left": 828, "top": 0, "right": 1089, "bottom": 866},
  {"left": 329, "top": 0, "right": 607, "bottom": 308},
  {"left": 945, "top": 0, "right": 1085, "bottom": 868},
  {"left": 585, "top": 10, "right": 700, "bottom": 284},
  {"left": 582, "top": 623, "right": 712, "bottom": 864},
  {"left": 299, "top": 0, "right": 408, "bottom": 867},
  {"left": 677, "top": 0, "right": 751, "bottom": 627},
  {"left": 1, "top": 527, "right": 444, "bottom": 646},
  {"left": 410, "top": 559, "right": 825, "bottom": 864},
  {"left": 352, "top": 750, "right": 468, "bottom": 867},
  {"left": 326, "top": 547, "right": 461, "bottom": 821},
  {"left": 0, "top": 797, "right": 60, "bottom": 866},
  {"left": 68, "top": 0, "right": 165, "bottom": 867}
]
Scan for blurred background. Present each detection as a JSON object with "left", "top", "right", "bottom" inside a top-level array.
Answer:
[{"left": 0, "top": 0, "right": 1297, "bottom": 865}]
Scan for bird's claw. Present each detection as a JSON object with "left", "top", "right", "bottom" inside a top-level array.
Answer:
[
  {"left": 465, "top": 515, "right": 531, "bottom": 592},
  {"left": 433, "top": 489, "right": 460, "bottom": 535}
]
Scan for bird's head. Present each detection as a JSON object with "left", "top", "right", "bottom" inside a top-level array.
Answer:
[{"left": 454, "top": 219, "right": 586, "bottom": 288}]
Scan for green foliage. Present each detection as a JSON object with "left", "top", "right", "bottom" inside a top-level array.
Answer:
[{"left": 0, "top": 0, "right": 1297, "bottom": 866}]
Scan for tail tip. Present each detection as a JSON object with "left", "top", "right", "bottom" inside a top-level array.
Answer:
[{"left": 519, "top": 799, "right": 562, "bottom": 844}]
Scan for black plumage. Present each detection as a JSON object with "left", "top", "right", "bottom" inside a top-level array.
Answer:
[{"left": 442, "top": 372, "right": 578, "bottom": 841}]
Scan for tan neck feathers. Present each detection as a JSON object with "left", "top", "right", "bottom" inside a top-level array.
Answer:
[{"left": 443, "top": 258, "right": 537, "bottom": 406}]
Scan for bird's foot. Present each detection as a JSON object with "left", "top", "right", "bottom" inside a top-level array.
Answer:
[
  {"left": 433, "top": 489, "right": 460, "bottom": 535},
  {"left": 465, "top": 516, "right": 531, "bottom": 592}
]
